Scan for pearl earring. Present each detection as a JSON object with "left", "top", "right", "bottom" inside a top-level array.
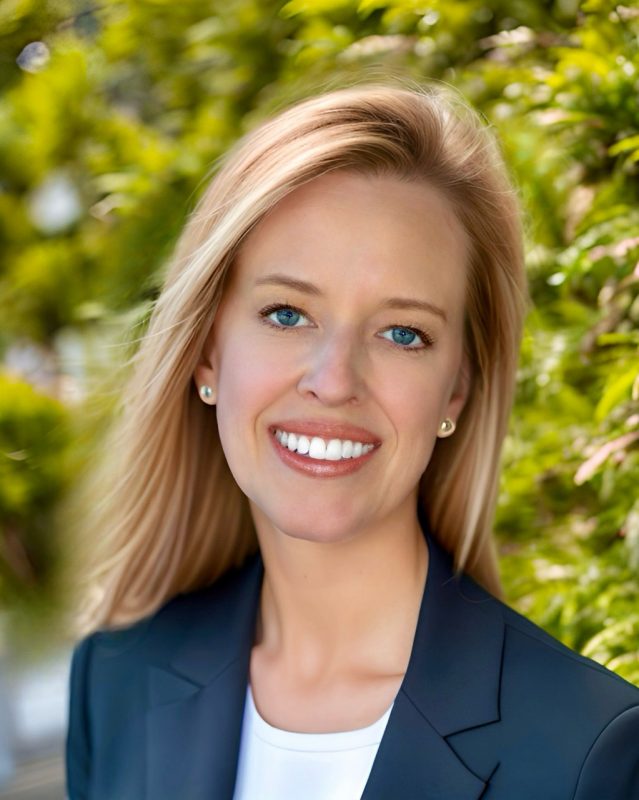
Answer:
[
  {"left": 438, "top": 418, "right": 456, "bottom": 438},
  {"left": 199, "top": 385, "right": 214, "bottom": 402}
]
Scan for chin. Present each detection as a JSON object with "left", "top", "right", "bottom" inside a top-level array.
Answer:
[
  {"left": 248, "top": 497, "right": 367, "bottom": 546},
  {"left": 270, "top": 513, "right": 364, "bottom": 546},
  {"left": 282, "top": 528, "right": 358, "bottom": 546}
]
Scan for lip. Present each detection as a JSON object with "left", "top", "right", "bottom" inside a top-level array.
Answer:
[
  {"left": 269, "top": 428, "right": 380, "bottom": 478},
  {"left": 269, "top": 419, "right": 381, "bottom": 445}
]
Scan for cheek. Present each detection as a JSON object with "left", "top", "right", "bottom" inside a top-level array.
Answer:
[
  {"left": 376, "top": 363, "right": 449, "bottom": 470},
  {"left": 379, "top": 363, "right": 443, "bottom": 426},
  {"left": 214, "top": 335, "right": 285, "bottom": 424}
]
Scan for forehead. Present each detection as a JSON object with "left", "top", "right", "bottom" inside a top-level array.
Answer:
[{"left": 230, "top": 171, "right": 469, "bottom": 316}]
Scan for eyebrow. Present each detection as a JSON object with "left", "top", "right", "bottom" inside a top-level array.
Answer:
[{"left": 253, "top": 273, "right": 448, "bottom": 323}]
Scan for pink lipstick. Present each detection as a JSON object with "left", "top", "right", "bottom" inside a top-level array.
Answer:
[{"left": 268, "top": 427, "right": 380, "bottom": 478}]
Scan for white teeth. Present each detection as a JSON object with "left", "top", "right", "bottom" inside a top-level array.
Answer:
[
  {"left": 274, "top": 429, "right": 375, "bottom": 461},
  {"left": 296, "top": 435, "right": 310, "bottom": 455},
  {"left": 309, "top": 437, "right": 326, "bottom": 459},
  {"left": 325, "top": 439, "right": 343, "bottom": 461}
]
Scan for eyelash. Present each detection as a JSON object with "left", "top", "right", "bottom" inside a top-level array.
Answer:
[{"left": 258, "top": 302, "right": 435, "bottom": 352}]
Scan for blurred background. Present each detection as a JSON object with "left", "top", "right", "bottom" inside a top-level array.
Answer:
[{"left": 1, "top": 0, "right": 638, "bottom": 796}]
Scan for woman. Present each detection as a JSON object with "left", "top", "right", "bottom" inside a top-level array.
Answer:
[{"left": 65, "top": 82, "right": 639, "bottom": 799}]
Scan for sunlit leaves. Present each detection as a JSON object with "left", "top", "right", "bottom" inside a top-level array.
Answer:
[
  {"left": 1, "top": 0, "right": 638, "bottom": 669},
  {"left": 0, "top": 374, "right": 72, "bottom": 620}
]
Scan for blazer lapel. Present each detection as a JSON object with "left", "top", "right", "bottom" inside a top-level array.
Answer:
[
  {"left": 144, "top": 516, "right": 504, "bottom": 800},
  {"left": 145, "top": 554, "right": 264, "bottom": 800},
  {"left": 362, "top": 519, "right": 505, "bottom": 800}
]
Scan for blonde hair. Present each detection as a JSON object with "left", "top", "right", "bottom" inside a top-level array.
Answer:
[{"left": 68, "top": 80, "right": 528, "bottom": 635}]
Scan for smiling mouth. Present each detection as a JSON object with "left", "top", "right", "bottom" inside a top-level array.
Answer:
[
  {"left": 269, "top": 428, "right": 379, "bottom": 477},
  {"left": 271, "top": 427, "right": 377, "bottom": 461}
]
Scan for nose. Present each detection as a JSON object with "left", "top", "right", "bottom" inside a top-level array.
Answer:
[{"left": 297, "top": 328, "right": 366, "bottom": 406}]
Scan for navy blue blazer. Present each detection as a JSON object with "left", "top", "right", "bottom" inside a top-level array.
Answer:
[{"left": 66, "top": 519, "right": 639, "bottom": 799}]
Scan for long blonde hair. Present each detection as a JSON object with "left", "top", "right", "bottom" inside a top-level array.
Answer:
[{"left": 68, "top": 80, "right": 528, "bottom": 635}]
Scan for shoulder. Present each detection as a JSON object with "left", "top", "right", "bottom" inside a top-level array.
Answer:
[
  {"left": 462, "top": 579, "right": 639, "bottom": 797},
  {"left": 66, "top": 554, "right": 261, "bottom": 798},
  {"left": 74, "top": 551, "right": 262, "bottom": 660},
  {"left": 437, "top": 550, "right": 639, "bottom": 717},
  {"left": 426, "top": 565, "right": 639, "bottom": 797},
  {"left": 68, "top": 551, "right": 263, "bottom": 711},
  {"left": 447, "top": 562, "right": 639, "bottom": 707},
  {"left": 495, "top": 591, "right": 639, "bottom": 707}
]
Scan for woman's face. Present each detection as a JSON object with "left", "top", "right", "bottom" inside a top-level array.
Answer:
[{"left": 194, "top": 170, "right": 471, "bottom": 546}]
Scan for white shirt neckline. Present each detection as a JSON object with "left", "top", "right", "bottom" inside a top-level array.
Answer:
[{"left": 246, "top": 683, "right": 395, "bottom": 752}]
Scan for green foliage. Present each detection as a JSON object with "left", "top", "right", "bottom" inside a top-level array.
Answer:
[
  {"left": 0, "top": 373, "right": 73, "bottom": 646},
  {"left": 476, "top": 0, "right": 639, "bottom": 683},
  {"left": 1, "top": 0, "right": 638, "bottom": 676}
]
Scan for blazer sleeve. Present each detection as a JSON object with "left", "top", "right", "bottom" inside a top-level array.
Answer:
[
  {"left": 573, "top": 704, "right": 639, "bottom": 799},
  {"left": 66, "top": 634, "right": 97, "bottom": 800}
]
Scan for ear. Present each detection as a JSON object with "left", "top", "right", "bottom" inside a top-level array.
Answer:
[
  {"left": 445, "top": 348, "right": 472, "bottom": 422},
  {"left": 192, "top": 323, "right": 218, "bottom": 404}
]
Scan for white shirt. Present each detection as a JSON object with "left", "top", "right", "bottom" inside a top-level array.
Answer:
[{"left": 232, "top": 684, "right": 393, "bottom": 800}]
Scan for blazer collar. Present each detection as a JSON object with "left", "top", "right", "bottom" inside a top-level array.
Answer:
[
  {"left": 403, "top": 514, "right": 504, "bottom": 737},
  {"left": 146, "top": 516, "right": 504, "bottom": 799},
  {"left": 146, "top": 555, "right": 263, "bottom": 799},
  {"left": 360, "top": 514, "right": 504, "bottom": 799}
]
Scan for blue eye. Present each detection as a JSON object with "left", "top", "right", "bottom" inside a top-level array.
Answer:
[
  {"left": 382, "top": 326, "right": 432, "bottom": 350},
  {"left": 260, "top": 303, "right": 305, "bottom": 328},
  {"left": 258, "top": 303, "right": 434, "bottom": 352},
  {"left": 382, "top": 328, "right": 420, "bottom": 347},
  {"left": 270, "top": 306, "right": 304, "bottom": 327}
]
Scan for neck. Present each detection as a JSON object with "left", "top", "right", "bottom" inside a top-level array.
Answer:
[{"left": 250, "top": 503, "right": 429, "bottom": 682}]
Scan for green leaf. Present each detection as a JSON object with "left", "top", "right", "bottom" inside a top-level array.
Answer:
[
  {"left": 595, "top": 367, "right": 639, "bottom": 422},
  {"left": 280, "top": 0, "right": 356, "bottom": 18},
  {"left": 609, "top": 134, "right": 639, "bottom": 157}
]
